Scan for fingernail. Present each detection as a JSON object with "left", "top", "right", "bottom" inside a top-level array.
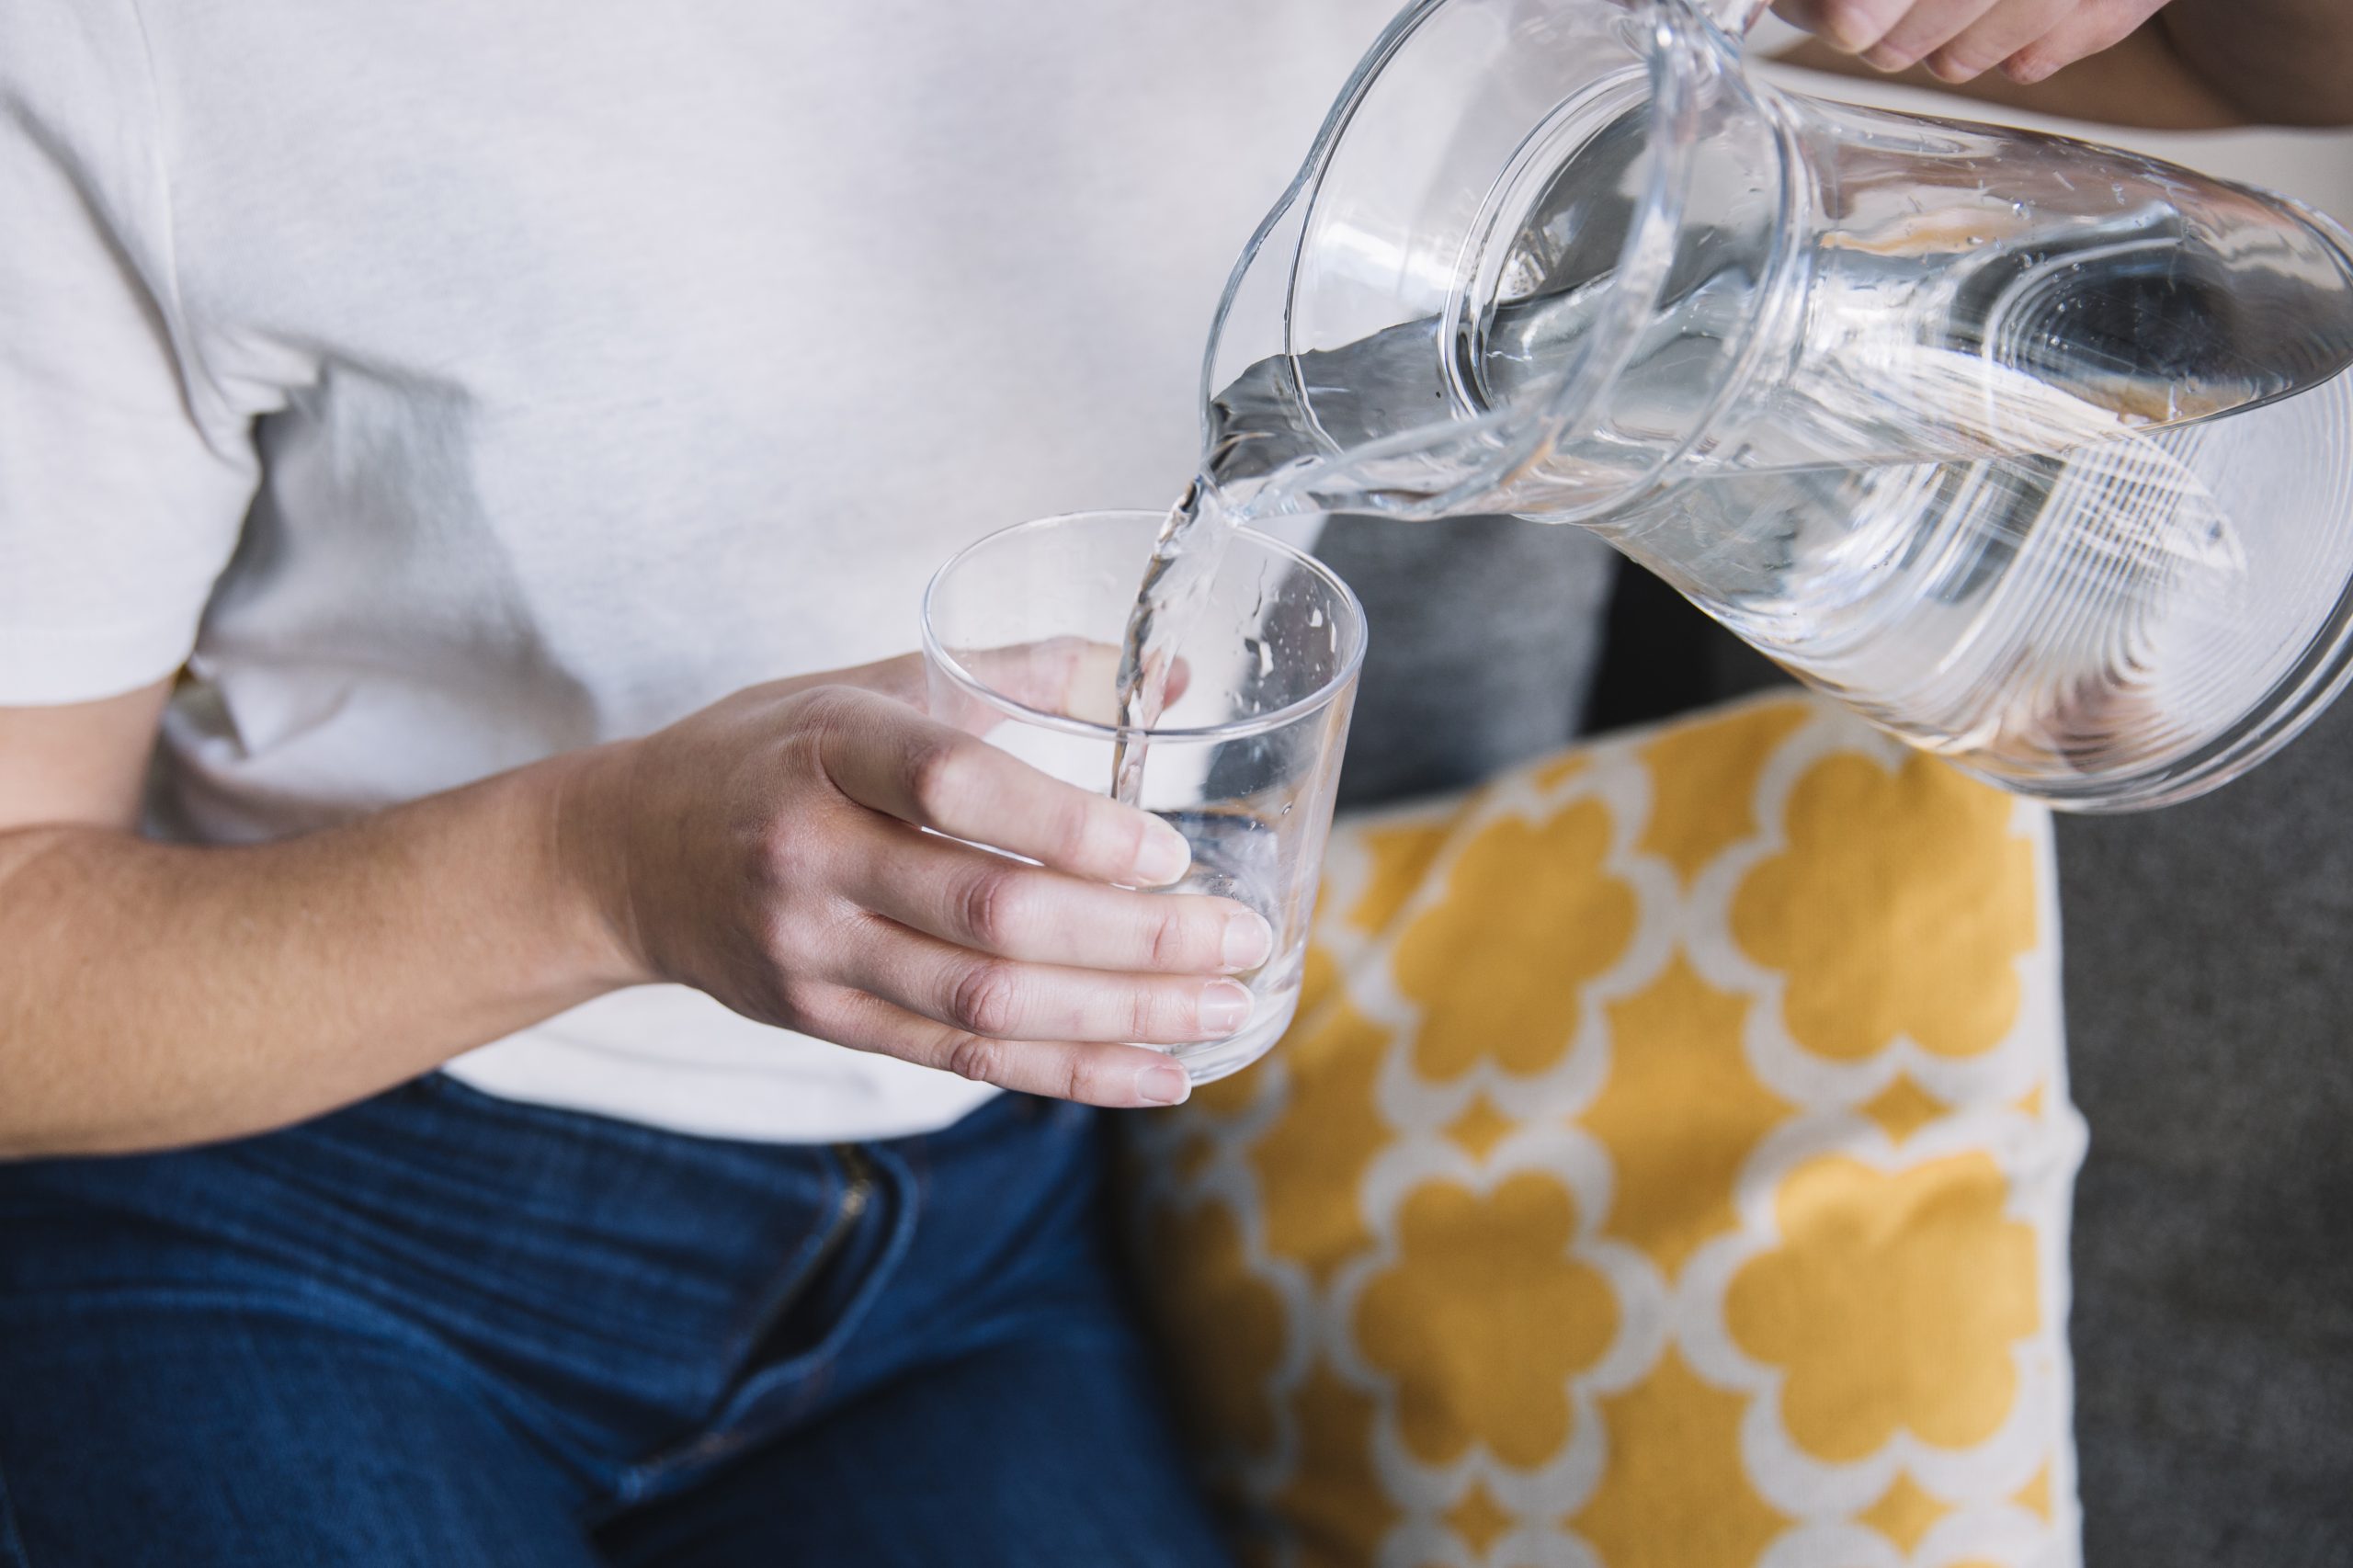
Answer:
[
  {"left": 1863, "top": 42, "right": 1912, "bottom": 72},
  {"left": 1222, "top": 911, "right": 1275, "bottom": 972},
  {"left": 1139, "top": 1063, "right": 1192, "bottom": 1107},
  {"left": 1133, "top": 821, "right": 1191, "bottom": 887},
  {"left": 1199, "top": 981, "right": 1254, "bottom": 1037}
]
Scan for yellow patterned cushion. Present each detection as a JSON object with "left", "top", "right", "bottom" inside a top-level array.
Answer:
[{"left": 1127, "top": 694, "right": 2086, "bottom": 1568}]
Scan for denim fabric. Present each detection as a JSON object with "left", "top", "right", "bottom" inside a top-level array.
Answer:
[{"left": 0, "top": 1076, "right": 1231, "bottom": 1568}]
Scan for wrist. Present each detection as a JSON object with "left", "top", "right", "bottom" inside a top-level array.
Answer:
[{"left": 539, "top": 740, "right": 659, "bottom": 992}]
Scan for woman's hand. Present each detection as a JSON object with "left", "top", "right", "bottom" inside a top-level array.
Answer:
[
  {"left": 563, "top": 653, "right": 1268, "bottom": 1109},
  {"left": 1773, "top": 0, "right": 2170, "bottom": 83}
]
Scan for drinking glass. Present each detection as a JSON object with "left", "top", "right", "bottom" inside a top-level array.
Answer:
[{"left": 922, "top": 511, "right": 1365, "bottom": 1083}]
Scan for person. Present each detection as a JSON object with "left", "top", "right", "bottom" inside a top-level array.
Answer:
[{"left": 0, "top": 3, "right": 2345, "bottom": 1563}]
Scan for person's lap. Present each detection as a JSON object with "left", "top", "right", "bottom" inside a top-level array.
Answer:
[
  {"left": 594, "top": 1335, "right": 1230, "bottom": 1568},
  {"left": 0, "top": 1298, "right": 1222, "bottom": 1568},
  {"left": 0, "top": 1080, "right": 1233, "bottom": 1568},
  {"left": 0, "top": 1291, "right": 599, "bottom": 1568}
]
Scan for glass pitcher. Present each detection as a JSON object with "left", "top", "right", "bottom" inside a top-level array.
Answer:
[{"left": 1199, "top": 0, "right": 2353, "bottom": 809}]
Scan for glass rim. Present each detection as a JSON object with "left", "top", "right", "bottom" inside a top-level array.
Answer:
[{"left": 920, "top": 509, "right": 1369, "bottom": 744}]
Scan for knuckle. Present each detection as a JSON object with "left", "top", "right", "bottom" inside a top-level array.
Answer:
[
  {"left": 757, "top": 904, "right": 813, "bottom": 970},
  {"left": 946, "top": 1032, "right": 1011, "bottom": 1086},
  {"left": 772, "top": 976, "right": 835, "bottom": 1031},
  {"left": 785, "top": 898, "right": 869, "bottom": 965},
  {"left": 949, "top": 960, "right": 1025, "bottom": 1038},
  {"left": 789, "top": 687, "right": 865, "bottom": 778},
  {"left": 1142, "top": 906, "right": 1179, "bottom": 969},
  {"left": 759, "top": 814, "right": 828, "bottom": 887},
  {"left": 1073, "top": 798, "right": 1121, "bottom": 866},
  {"left": 956, "top": 866, "right": 1027, "bottom": 949},
  {"left": 791, "top": 684, "right": 857, "bottom": 730},
  {"left": 1144, "top": 904, "right": 1199, "bottom": 971},
  {"left": 1029, "top": 788, "right": 1097, "bottom": 869},
  {"left": 908, "top": 738, "right": 979, "bottom": 824},
  {"left": 1129, "top": 983, "right": 1181, "bottom": 1042},
  {"left": 1117, "top": 805, "right": 1160, "bottom": 871}
]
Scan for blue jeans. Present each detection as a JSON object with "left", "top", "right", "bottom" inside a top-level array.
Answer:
[{"left": 0, "top": 1076, "right": 1233, "bottom": 1567}]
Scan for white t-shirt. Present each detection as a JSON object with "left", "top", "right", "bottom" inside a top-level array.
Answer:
[{"left": 0, "top": 0, "right": 1387, "bottom": 1142}]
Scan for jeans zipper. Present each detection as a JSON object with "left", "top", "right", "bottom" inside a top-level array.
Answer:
[
  {"left": 734, "top": 1142, "right": 872, "bottom": 1364},
  {"left": 804, "top": 1144, "right": 873, "bottom": 1282},
  {"left": 630, "top": 1144, "right": 875, "bottom": 1483}
]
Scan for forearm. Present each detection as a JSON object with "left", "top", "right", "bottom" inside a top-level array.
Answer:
[
  {"left": 2163, "top": 0, "right": 2353, "bottom": 128},
  {"left": 0, "top": 752, "right": 637, "bottom": 1158}
]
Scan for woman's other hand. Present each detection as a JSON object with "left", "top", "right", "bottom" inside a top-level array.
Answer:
[{"left": 1772, "top": 0, "right": 2169, "bottom": 84}]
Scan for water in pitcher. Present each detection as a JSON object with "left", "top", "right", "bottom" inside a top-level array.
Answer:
[{"left": 1112, "top": 144, "right": 2353, "bottom": 806}]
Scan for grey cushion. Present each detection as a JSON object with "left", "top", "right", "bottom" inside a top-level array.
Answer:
[{"left": 1313, "top": 514, "right": 1619, "bottom": 809}]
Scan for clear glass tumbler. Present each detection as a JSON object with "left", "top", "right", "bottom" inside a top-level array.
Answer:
[{"left": 923, "top": 511, "right": 1365, "bottom": 1083}]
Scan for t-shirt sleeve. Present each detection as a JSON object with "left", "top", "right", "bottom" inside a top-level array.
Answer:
[{"left": 0, "top": 1, "right": 260, "bottom": 705}]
